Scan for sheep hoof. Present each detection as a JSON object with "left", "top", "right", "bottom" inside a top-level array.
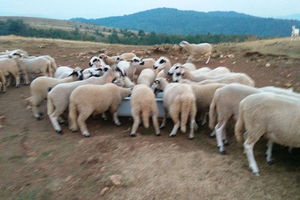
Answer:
[
  {"left": 220, "top": 150, "right": 226, "bottom": 155},
  {"left": 169, "top": 134, "right": 176, "bottom": 137},
  {"left": 115, "top": 122, "right": 121, "bottom": 126},
  {"left": 56, "top": 130, "right": 63, "bottom": 134},
  {"left": 130, "top": 133, "right": 136, "bottom": 137},
  {"left": 84, "top": 134, "right": 90, "bottom": 138},
  {"left": 209, "top": 132, "right": 216, "bottom": 138},
  {"left": 156, "top": 133, "right": 161, "bottom": 136},
  {"left": 253, "top": 172, "right": 260, "bottom": 176},
  {"left": 267, "top": 160, "right": 274, "bottom": 165},
  {"left": 36, "top": 116, "right": 42, "bottom": 120},
  {"left": 188, "top": 136, "right": 194, "bottom": 140},
  {"left": 223, "top": 140, "right": 229, "bottom": 146}
]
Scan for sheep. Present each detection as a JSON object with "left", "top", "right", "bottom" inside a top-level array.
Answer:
[
  {"left": 127, "top": 57, "right": 156, "bottom": 80},
  {"left": 152, "top": 77, "right": 197, "bottom": 139},
  {"left": 153, "top": 57, "right": 173, "bottom": 80},
  {"left": 167, "top": 62, "right": 197, "bottom": 76},
  {"left": 38, "top": 55, "right": 57, "bottom": 73},
  {"left": 234, "top": 92, "right": 300, "bottom": 175},
  {"left": 0, "top": 58, "right": 20, "bottom": 87},
  {"left": 172, "top": 66, "right": 230, "bottom": 82},
  {"left": 119, "top": 52, "right": 137, "bottom": 61},
  {"left": 130, "top": 84, "right": 160, "bottom": 136},
  {"left": 99, "top": 53, "right": 120, "bottom": 66},
  {"left": 291, "top": 25, "right": 299, "bottom": 40},
  {"left": 137, "top": 69, "right": 157, "bottom": 87},
  {"left": 89, "top": 56, "right": 105, "bottom": 67},
  {"left": 68, "top": 83, "right": 131, "bottom": 137},
  {"left": 173, "top": 70, "right": 254, "bottom": 86},
  {"left": 179, "top": 41, "right": 212, "bottom": 64},
  {"left": 209, "top": 84, "right": 300, "bottom": 154},
  {"left": 0, "top": 70, "right": 6, "bottom": 92},
  {"left": 15, "top": 56, "right": 53, "bottom": 84},
  {"left": 191, "top": 83, "right": 226, "bottom": 125},
  {"left": 113, "top": 72, "right": 135, "bottom": 88},
  {"left": 27, "top": 71, "right": 81, "bottom": 120},
  {"left": 54, "top": 66, "right": 82, "bottom": 79},
  {"left": 47, "top": 69, "right": 116, "bottom": 133}
]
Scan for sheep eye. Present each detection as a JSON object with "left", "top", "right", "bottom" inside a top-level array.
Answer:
[
  {"left": 104, "top": 68, "right": 108, "bottom": 71},
  {"left": 134, "top": 59, "right": 138, "bottom": 62},
  {"left": 176, "top": 72, "right": 181, "bottom": 76},
  {"left": 175, "top": 66, "right": 179, "bottom": 69},
  {"left": 159, "top": 59, "right": 166, "bottom": 64}
]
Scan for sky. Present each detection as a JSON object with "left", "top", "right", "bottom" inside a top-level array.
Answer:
[{"left": 0, "top": 0, "right": 299, "bottom": 19}]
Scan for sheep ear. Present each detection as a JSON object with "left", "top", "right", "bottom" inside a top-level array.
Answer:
[
  {"left": 68, "top": 71, "right": 77, "bottom": 77},
  {"left": 96, "top": 68, "right": 103, "bottom": 71}
]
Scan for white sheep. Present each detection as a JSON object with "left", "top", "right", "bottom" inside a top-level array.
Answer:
[
  {"left": 291, "top": 25, "right": 299, "bottom": 40},
  {"left": 27, "top": 71, "right": 81, "bottom": 120},
  {"left": 152, "top": 77, "right": 197, "bottom": 139},
  {"left": 47, "top": 69, "right": 116, "bottom": 133},
  {"left": 119, "top": 52, "right": 137, "bottom": 61},
  {"left": 235, "top": 92, "right": 300, "bottom": 175},
  {"left": 153, "top": 57, "right": 173, "bottom": 81},
  {"left": 15, "top": 56, "right": 53, "bottom": 84},
  {"left": 172, "top": 66, "right": 230, "bottom": 82},
  {"left": 130, "top": 84, "right": 160, "bottom": 136},
  {"left": 173, "top": 70, "right": 254, "bottom": 86},
  {"left": 113, "top": 72, "right": 135, "bottom": 88},
  {"left": 99, "top": 53, "right": 120, "bottom": 66},
  {"left": 54, "top": 66, "right": 82, "bottom": 79},
  {"left": 209, "top": 84, "right": 300, "bottom": 154},
  {"left": 179, "top": 41, "right": 213, "bottom": 64},
  {"left": 127, "top": 56, "right": 155, "bottom": 80},
  {"left": 191, "top": 83, "right": 226, "bottom": 125},
  {"left": 137, "top": 68, "right": 157, "bottom": 87},
  {"left": 167, "top": 62, "right": 196, "bottom": 76},
  {"left": 0, "top": 58, "right": 20, "bottom": 87},
  {"left": 68, "top": 83, "right": 131, "bottom": 137}
]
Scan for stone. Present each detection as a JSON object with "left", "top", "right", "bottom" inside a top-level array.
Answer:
[
  {"left": 110, "top": 175, "right": 122, "bottom": 186},
  {"left": 100, "top": 187, "right": 109, "bottom": 196}
]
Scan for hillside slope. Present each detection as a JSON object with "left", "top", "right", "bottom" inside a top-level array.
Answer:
[{"left": 73, "top": 8, "right": 300, "bottom": 37}]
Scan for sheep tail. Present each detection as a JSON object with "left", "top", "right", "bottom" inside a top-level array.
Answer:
[
  {"left": 68, "top": 102, "right": 78, "bottom": 128},
  {"left": 142, "top": 109, "right": 150, "bottom": 129},
  {"left": 47, "top": 95, "right": 54, "bottom": 115},
  {"left": 209, "top": 95, "right": 217, "bottom": 130},
  {"left": 180, "top": 95, "right": 192, "bottom": 133},
  {"left": 234, "top": 103, "right": 244, "bottom": 143}
]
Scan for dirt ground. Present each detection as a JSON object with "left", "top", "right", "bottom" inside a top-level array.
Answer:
[{"left": 0, "top": 36, "right": 299, "bottom": 200}]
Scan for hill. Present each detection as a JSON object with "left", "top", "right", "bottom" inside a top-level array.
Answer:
[{"left": 72, "top": 7, "right": 300, "bottom": 37}]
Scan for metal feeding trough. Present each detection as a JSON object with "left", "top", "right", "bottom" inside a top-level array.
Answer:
[{"left": 117, "top": 92, "right": 165, "bottom": 117}]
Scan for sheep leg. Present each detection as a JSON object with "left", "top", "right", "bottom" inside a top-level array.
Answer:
[
  {"left": 113, "top": 112, "right": 121, "bottom": 126},
  {"left": 222, "top": 129, "right": 229, "bottom": 146},
  {"left": 49, "top": 112, "right": 62, "bottom": 134},
  {"left": 201, "top": 112, "right": 208, "bottom": 126},
  {"left": 169, "top": 105, "right": 180, "bottom": 137},
  {"left": 210, "top": 130, "right": 216, "bottom": 137},
  {"left": 13, "top": 74, "right": 20, "bottom": 88},
  {"left": 266, "top": 140, "right": 273, "bottom": 164},
  {"left": 159, "top": 108, "right": 167, "bottom": 128},
  {"left": 244, "top": 138, "right": 260, "bottom": 176},
  {"left": 189, "top": 119, "right": 195, "bottom": 139},
  {"left": 101, "top": 112, "right": 108, "bottom": 121},
  {"left": 215, "top": 121, "right": 227, "bottom": 154},
  {"left": 23, "top": 73, "right": 30, "bottom": 85},
  {"left": 77, "top": 113, "right": 90, "bottom": 137},
  {"left": 170, "top": 122, "right": 180, "bottom": 137},
  {"left": 130, "top": 114, "right": 140, "bottom": 137},
  {"left": 205, "top": 55, "right": 211, "bottom": 64},
  {"left": 152, "top": 115, "right": 160, "bottom": 136}
]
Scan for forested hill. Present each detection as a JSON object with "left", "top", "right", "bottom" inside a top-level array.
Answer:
[{"left": 72, "top": 8, "right": 300, "bottom": 37}]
